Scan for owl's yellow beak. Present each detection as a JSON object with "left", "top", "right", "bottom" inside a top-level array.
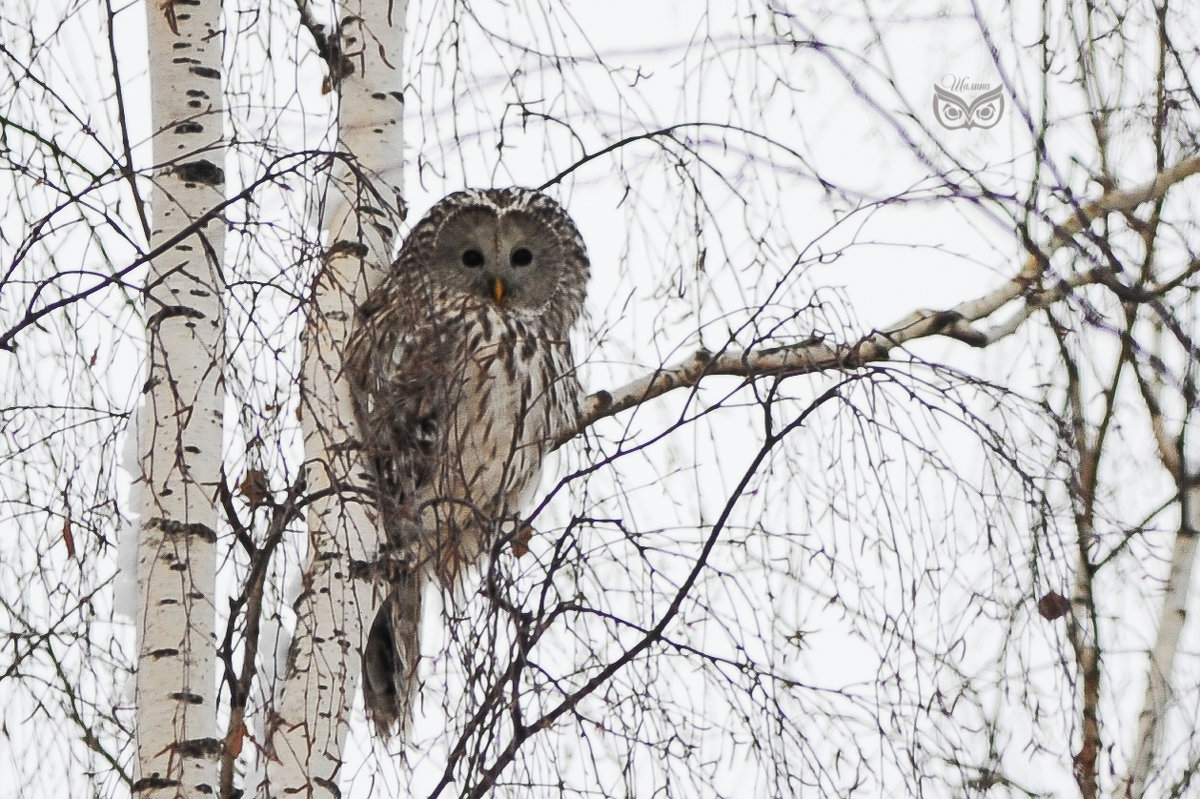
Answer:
[{"left": 491, "top": 275, "right": 506, "bottom": 303}]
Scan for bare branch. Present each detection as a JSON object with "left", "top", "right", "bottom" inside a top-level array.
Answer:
[{"left": 565, "top": 155, "right": 1200, "bottom": 445}]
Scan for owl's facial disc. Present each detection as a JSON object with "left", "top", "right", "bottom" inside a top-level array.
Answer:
[{"left": 434, "top": 206, "right": 562, "bottom": 308}]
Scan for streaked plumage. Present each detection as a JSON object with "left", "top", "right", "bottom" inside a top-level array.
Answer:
[{"left": 344, "top": 188, "right": 589, "bottom": 739}]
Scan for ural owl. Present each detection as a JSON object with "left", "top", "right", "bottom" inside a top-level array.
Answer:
[{"left": 344, "top": 187, "right": 590, "bottom": 739}]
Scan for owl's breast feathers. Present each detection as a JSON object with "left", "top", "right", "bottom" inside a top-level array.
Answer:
[{"left": 347, "top": 286, "right": 582, "bottom": 574}]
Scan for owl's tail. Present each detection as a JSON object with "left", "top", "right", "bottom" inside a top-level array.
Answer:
[{"left": 362, "top": 568, "right": 423, "bottom": 741}]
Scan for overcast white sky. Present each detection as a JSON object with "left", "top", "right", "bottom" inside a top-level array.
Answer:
[{"left": 3, "top": 0, "right": 1197, "bottom": 797}]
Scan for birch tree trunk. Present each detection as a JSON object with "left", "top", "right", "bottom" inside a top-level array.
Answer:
[
  {"left": 263, "top": 2, "right": 408, "bottom": 794},
  {"left": 1123, "top": 483, "right": 1200, "bottom": 796},
  {"left": 134, "top": 1, "right": 226, "bottom": 796}
]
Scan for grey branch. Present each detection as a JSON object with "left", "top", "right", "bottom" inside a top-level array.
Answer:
[{"left": 562, "top": 154, "right": 1200, "bottom": 444}]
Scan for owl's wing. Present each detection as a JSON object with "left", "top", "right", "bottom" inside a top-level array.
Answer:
[
  {"left": 348, "top": 285, "right": 467, "bottom": 740},
  {"left": 346, "top": 284, "right": 453, "bottom": 536}
]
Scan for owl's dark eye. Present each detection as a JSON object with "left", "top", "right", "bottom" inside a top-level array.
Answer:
[
  {"left": 510, "top": 247, "right": 533, "bottom": 267},
  {"left": 461, "top": 249, "right": 485, "bottom": 268}
]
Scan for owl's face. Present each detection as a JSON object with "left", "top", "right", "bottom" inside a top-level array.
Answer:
[{"left": 406, "top": 188, "right": 589, "bottom": 314}]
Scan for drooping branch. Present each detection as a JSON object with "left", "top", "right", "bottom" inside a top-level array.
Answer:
[
  {"left": 454, "top": 384, "right": 846, "bottom": 799},
  {"left": 550, "top": 159, "right": 1200, "bottom": 796},
  {"left": 561, "top": 155, "right": 1200, "bottom": 445},
  {"left": 0, "top": 151, "right": 331, "bottom": 354}
]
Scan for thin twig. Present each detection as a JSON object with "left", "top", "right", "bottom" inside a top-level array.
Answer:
[{"left": 560, "top": 155, "right": 1200, "bottom": 447}]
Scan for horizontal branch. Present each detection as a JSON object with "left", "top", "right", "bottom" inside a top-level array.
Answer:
[
  {"left": 559, "top": 310, "right": 976, "bottom": 446},
  {"left": 562, "top": 154, "right": 1200, "bottom": 444}
]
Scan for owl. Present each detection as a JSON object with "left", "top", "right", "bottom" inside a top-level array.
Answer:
[{"left": 343, "top": 187, "right": 590, "bottom": 740}]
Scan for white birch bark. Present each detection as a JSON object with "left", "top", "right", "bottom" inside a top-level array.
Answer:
[
  {"left": 1122, "top": 484, "right": 1200, "bottom": 798},
  {"left": 134, "top": 1, "right": 226, "bottom": 796},
  {"left": 263, "top": 2, "right": 407, "bottom": 794}
]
